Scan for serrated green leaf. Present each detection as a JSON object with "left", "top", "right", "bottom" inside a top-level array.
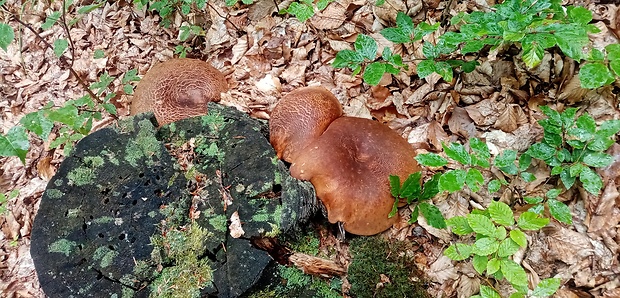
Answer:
[
  {"left": 389, "top": 175, "right": 401, "bottom": 197},
  {"left": 472, "top": 254, "right": 488, "bottom": 275},
  {"left": 395, "top": 11, "right": 414, "bottom": 35},
  {"left": 409, "top": 205, "right": 419, "bottom": 224},
  {"left": 447, "top": 216, "right": 473, "bottom": 235},
  {"left": 579, "top": 63, "right": 615, "bottom": 89},
  {"left": 470, "top": 138, "right": 490, "bottom": 165},
  {"left": 468, "top": 214, "right": 497, "bottom": 237},
  {"left": 554, "top": 27, "right": 589, "bottom": 61},
  {"left": 285, "top": 1, "right": 314, "bottom": 22},
  {"left": 46, "top": 105, "right": 79, "bottom": 127},
  {"left": 524, "top": 196, "right": 543, "bottom": 204},
  {"left": 488, "top": 179, "right": 502, "bottom": 193},
  {"left": 363, "top": 62, "right": 385, "bottom": 86},
  {"left": 587, "top": 136, "right": 615, "bottom": 151},
  {"left": 510, "top": 229, "right": 527, "bottom": 248},
  {"left": 606, "top": 43, "right": 620, "bottom": 60},
  {"left": 417, "top": 59, "right": 436, "bottom": 78},
  {"left": 400, "top": 172, "right": 422, "bottom": 199},
  {"left": 42, "top": 11, "right": 61, "bottom": 30},
  {"left": 419, "top": 174, "right": 440, "bottom": 202},
  {"left": 548, "top": 198, "right": 572, "bottom": 224},
  {"left": 444, "top": 243, "right": 472, "bottom": 261},
  {"left": 443, "top": 142, "right": 471, "bottom": 165},
  {"left": 522, "top": 42, "right": 544, "bottom": 68},
  {"left": 316, "top": 0, "right": 331, "bottom": 10},
  {"left": 526, "top": 143, "right": 555, "bottom": 161},
  {"left": 486, "top": 258, "right": 501, "bottom": 276},
  {"left": 461, "top": 40, "right": 487, "bottom": 54},
  {"left": 546, "top": 188, "right": 561, "bottom": 199},
  {"left": 501, "top": 259, "right": 529, "bottom": 292},
  {"left": 568, "top": 6, "right": 592, "bottom": 25},
  {"left": 589, "top": 48, "right": 605, "bottom": 61},
  {"left": 529, "top": 204, "right": 544, "bottom": 215},
  {"left": 532, "top": 278, "right": 561, "bottom": 297},
  {"left": 380, "top": 27, "right": 411, "bottom": 44},
  {"left": 494, "top": 150, "right": 517, "bottom": 168},
  {"left": 597, "top": 119, "right": 620, "bottom": 138},
  {"left": 462, "top": 60, "right": 479, "bottom": 73},
  {"left": 517, "top": 211, "right": 549, "bottom": 230},
  {"left": 560, "top": 107, "right": 578, "bottom": 127},
  {"left": 520, "top": 172, "right": 535, "bottom": 183},
  {"left": 439, "top": 169, "right": 467, "bottom": 193},
  {"left": 569, "top": 162, "right": 586, "bottom": 177},
  {"left": 0, "top": 23, "right": 15, "bottom": 52},
  {"left": 517, "top": 154, "right": 531, "bottom": 171},
  {"left": 103, "top": 103, "right": 117, "bottom": 115},
  {"left": 354, "top": 34, "right": 377, "bottom": 61},
  {"left": 20, "top": 111, "right": 53, "bottom": 140},
  {"left": 332, "top": 50, "right": 363, "bottom": 69},
  {"left": 579, "top": 167, "right": 602, "bottom": 195},
  {"left": 494, "top": 225, "right": 507, "bottom": 240},
  {"left": 435, "top": 61, "right": 453, "bottom": 82},
  {"left": 473, "top": 237, "right": 499, "bottom": 256},
  {"left": 414, "top": 22, "right": 440, "bottom": 40},
  {"left": 0, "top": 126, "right": 29, "bottom": 163},
  {"left": 583, "top": 152, "right": 613, "bottom": 168},
  {"left": 488, "top": 201, "right": 514, "bottom": 226},
  {"left": 419, "top": 202, "right": 446, "bottom": 228},
  {"left": 415, "top": 153, "right": 448, "bottom": 167},
  {"left": 53, "top": 38, "right": 68, "bottom": 57},
  {"left": 497, "top": 238, "right": 520, "bottom": 258},
  {"left": 465, "top": 168, "right": 484, "bottom": 192},
  {"left": 560, "top": 168, "right": 576, "bottom": 190}
]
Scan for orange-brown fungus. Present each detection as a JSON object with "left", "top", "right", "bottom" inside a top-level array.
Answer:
[
  {"left": 269, "top": 86, "right": 421, "bottom": 235},
  {"left": 130, "top": 58, "right": 228, "bottom": 126},
  {"left": 289, "top": 117, "right": 420, "bottom": 235},
  {"left": 269, "top": 86, "right": 342, "bottom": 163}
]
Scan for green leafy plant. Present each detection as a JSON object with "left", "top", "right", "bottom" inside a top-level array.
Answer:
[
  {"left": 0, "top": 2, "right": 142, "bottom": 160},
  {"left": 0, "top": 189, "right": 19, "bottom": 215},
  {"left": 332, "top": 34, "right": 408, "bottom": 86},
  {"left": 333, "top": 0, "right": 619, "bottom": 88},
  {"left": 391, "top": 107, "right": 617, "bottom": 297},
  {"left": 444, "top": 201, "right": 559, "bottom": 297},
  {"left": 389, "top": 172, "right": 445, "bottom": 229},
  {"left": 526, "top": 106, "right": 620, "bottom": 196},
  {"left": 280, "top": 0, "right": 333, "bottom": 23},
  {"left": 133, "top": 0, "right": 207, "bottom": 26}
]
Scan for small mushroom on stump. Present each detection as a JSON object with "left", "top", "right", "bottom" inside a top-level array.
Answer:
[
  {"left": 269, "top": 87, "right": 420, "bottom": 236},
  {"left": 130, "top": 58, "right": 228, "bottom": 126}
]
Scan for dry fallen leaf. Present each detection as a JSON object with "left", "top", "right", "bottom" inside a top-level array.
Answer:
[{"left": 229, "top": 211, "right": 244, "bottom": 238}]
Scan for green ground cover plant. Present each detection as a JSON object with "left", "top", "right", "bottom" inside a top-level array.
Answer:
[
  {"left": 391, "top": 106, "right": 619, "bottom": 297},
  {"left": 333, "top": 0, "right": 620, "bottom": 89}
]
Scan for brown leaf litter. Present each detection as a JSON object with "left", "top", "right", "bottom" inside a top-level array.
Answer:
[{"left": 1, "top": 0, "right": 620, "bottom": 297}]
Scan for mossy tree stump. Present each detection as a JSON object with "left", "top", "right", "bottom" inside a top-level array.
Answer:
[{"left": 31, "top": 104, "right": 318, "bottom": 297}]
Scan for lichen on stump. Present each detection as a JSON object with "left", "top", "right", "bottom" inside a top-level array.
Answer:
[{"left": 31, "top": 104, "right": 317, "bottom": 297}]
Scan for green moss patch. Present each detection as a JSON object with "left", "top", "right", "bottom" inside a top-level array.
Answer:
[{"left": 348, "top": 237, "right": 429, "bottom": 298}]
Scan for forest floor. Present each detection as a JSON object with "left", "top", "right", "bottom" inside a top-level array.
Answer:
[{"left": 1, "top": 0, "right": 619, "bottom": 297}]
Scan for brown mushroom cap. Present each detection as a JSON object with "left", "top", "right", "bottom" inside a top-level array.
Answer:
[
  {"left": 130, "top": 58, "right": 228, "bottom": 126},
  {"left": 289, "top": 117, "right": 421, "bottom": 236},
  {"left": 269, "top": 86, "right": 343, "bottom": 163}
]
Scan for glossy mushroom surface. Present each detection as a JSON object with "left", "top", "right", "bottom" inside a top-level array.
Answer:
[
  {"left": 269, "top": 86, "right": 343, "bottom": 163},
  {"left": 130, "top": 58, "right": 228, "bottom": 126},
  {"left": 289, "top": 117, "right": 421, "bottom": 235}
]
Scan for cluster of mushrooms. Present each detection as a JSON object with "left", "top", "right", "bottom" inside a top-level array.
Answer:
[{"left": 130, "top": 58, "right": 421, "bottom": 236}]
